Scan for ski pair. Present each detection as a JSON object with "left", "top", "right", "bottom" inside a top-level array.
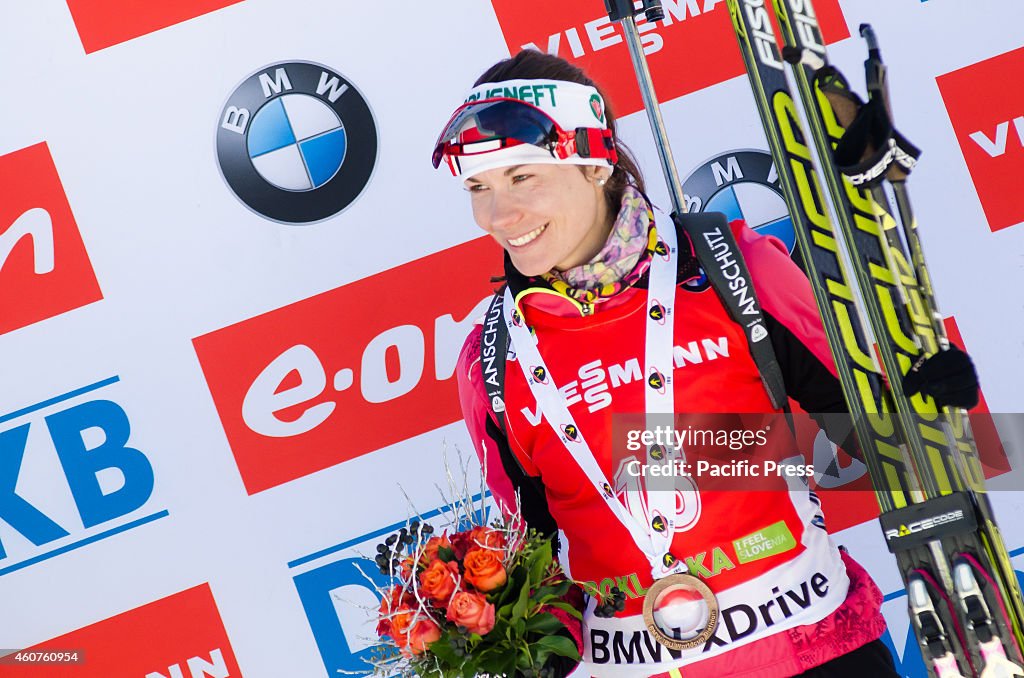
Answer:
[{"left": 725, "top": 0, "right": 1024, "bottom": 675}]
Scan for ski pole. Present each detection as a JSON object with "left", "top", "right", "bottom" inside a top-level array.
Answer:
[{"left": 602, "top": 0, "right": 689, "bottom": 216}]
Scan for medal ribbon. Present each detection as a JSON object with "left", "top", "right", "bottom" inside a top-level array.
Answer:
[{"left": 503, "top": 223, "right": 687, "bottom": 581}]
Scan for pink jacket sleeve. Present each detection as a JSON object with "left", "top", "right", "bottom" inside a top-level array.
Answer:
[{"left": 455, "top": 323, "right": 519, "bottom": 515}]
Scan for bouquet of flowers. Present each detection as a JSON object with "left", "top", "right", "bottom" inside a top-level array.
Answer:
[{"left": 367, "top": 513, "right": 582, "bottom": 678}]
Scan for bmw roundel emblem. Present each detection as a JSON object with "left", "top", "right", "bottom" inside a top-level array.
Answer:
[
  {"left": 682, "top": 150, "right": 794, "bottom": 252},
  {"left": 216, "top": 61, "right": 377, "bottom": 224},
  {"left": 682, "top": 149, "right": 800, "bottom": 283}
]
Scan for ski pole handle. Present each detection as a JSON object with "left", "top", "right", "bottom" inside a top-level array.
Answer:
[
  {"left": 859, "top": 23, "right": 882, "bottom": 60},
  {"left": 604, "top": 1, "right": 689, "bottom": 216},
  {"left": 604, "top": 0, "right": 664, "bottom": 22}
]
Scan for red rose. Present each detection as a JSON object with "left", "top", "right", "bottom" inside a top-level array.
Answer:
[
  {"left": 419, "top": 559, "right": 460, "bottom": 605},
  {"left": 462, "top": 548, "right": 507, "bottom": 592},
  {"left": 446, "top": 591, "right": 496, "bottom": 635},
  {"left": 451, "top": 527, "right": 505, "bottom": 559},
  {"left": 405, "top": 618, "right": 442, "bottom": 655},
  {"left": 400, "top": 556, "right": 415, "bottom": 580}
]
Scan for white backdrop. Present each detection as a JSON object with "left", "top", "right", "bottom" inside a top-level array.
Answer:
[{"left": 1, "top": 1, "right": 1023, "bottom": 676}]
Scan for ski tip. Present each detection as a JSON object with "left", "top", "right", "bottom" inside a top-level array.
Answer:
[
  {"left": 859, "top": 23, "right": 872, "bottom": 37},
  {"left": 782, "top": 46, "right": 802, "bottom": 65}
]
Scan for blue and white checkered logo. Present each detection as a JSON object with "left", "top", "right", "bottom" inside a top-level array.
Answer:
[
  {"left": 683, "top": 150, "right": 796, "bottom": 255},
  {"left": 247, "top": 94, "right": 347, "bottom": 191},
  {"left": 217, "top": 61, "right": 377, "bottom": 224}
]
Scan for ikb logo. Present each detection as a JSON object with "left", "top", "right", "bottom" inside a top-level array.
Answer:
[
  {"left": 18, "top": 584, "right": 243, "bottom": 677},
  {"left": 488, "top": 0, "right": 849, "bottom": 117},
  {"left": 0, "top": 143, "right": 102, "bottom": 337},
  {"left": 938, "top": 46, "right": 1024, "bottom": 232},
  {"left": 290, "top": 495, "right": 494, "bottom": 677},
  {"left": 0, "top": 377, "right": 165, "bottom": 576},
  {"left": 193, "top": 237, "right": 502, "bottom": 494}
]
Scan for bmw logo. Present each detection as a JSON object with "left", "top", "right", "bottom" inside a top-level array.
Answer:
[
  {"left": 682, "top": 150, "right": 797, "bottom": 263},
  {"left": 216, "top": 61, "right": 377, "bottom": 224}
]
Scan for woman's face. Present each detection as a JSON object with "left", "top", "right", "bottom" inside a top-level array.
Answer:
[{"left": 465, "top": 163, "right": 611, "bottom": 277}]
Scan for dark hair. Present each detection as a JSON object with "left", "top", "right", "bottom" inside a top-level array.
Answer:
[{"left": 473, "top": 50, "right": 645, "bottom": 216}]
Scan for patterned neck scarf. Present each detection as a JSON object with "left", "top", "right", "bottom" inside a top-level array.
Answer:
[{"left": 540, "top": 185, "right": 656, "bottom": 304}]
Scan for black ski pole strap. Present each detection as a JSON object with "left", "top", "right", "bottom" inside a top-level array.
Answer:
[
  {"left": 814, "top": 66, "right": 920, "bottom": 187},
  {"left": 672, "top": 211, "right": 789, "bottom": 411}
]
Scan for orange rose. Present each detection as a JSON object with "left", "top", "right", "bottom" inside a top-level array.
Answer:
[
  {"left": 405, "top": 618, "right": 442, "bottom": 655},
  {"left": 400, "top": 556, "right": 415, "bottom": 580},
  {"left": 446, "top": 591, "right": 495, "bottom": 635},
  {"left": 462, "top": 548, "right": 507, "bottom": 592},
  {"left": 421, "top": 534, "right": 452, "bottom": 564},
  {"left": 419, "top": 559, "right": 460, "bottom": 605},
  {"left": 470, "top": 526, "right": 506, "bottom": 551},
  {"left": 376, "top": 586, "right": 412, "bottom": 638},
  {"left": 388, "top": 607, "right": 416, "bottom": 647}
]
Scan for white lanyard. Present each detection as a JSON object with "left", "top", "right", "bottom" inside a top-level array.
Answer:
[{"left": 503, "top": 223, "right": 686, "bottom": 580}]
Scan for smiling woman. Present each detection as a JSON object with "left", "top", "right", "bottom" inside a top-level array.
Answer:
[
  {"left": 427, "top": 49, "right": 960, "bottom": 678},
  {"left": 465, "top": 163, "right": 614, "bottom": 276}
]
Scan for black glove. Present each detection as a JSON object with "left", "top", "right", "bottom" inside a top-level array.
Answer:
[{"left": 901, "top": 343, "right": 979, "bottom": 410}]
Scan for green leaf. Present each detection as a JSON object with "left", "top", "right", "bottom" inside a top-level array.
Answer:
[
  {"left": 549, "top": 579, "right": 571, "bottom": 596},
  {"left": 527, "top": 539, "right": 552, "bottom": 584},
  {"left": 524, "top": 612, "right": 565, "bottom": 635},
  {"left": 495, "top": 651, "right": 516, "bottom": 677},
  {"left": 495, "top": 566, "right": 527, "bottom": 607},
  {"left": 437, "top": 546, "right": 455, "bottom": 562},
  {"left": 473, "top": 647, "right": 500, "bottom": 671},
  {"left": 535, "top": 634, "right": 580, "bottom": 660},
  {"left": 532, "top": 579, "right": 570, "bottom": 602},
  {"left": 531, "top": 583, "right": 567, "bottom": 604},
  {"left": 497, "top": 600, "right": 516, "bottom": 619},
  {"left": 511, "top": 578, "right": 531, "bottom": 620},
  {"left": 545, "top": 600, "right": 584, "bottom": 620},
  {"left": 517, "top": 645, "right": 533, "bottom": 669},
  {"left": 426, "top": 637, "right": 460, "bottom": 667}
]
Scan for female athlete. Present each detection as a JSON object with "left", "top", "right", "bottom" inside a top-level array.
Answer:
[{"left": 436, "top": 50, "right": 978, "bottom": 677}]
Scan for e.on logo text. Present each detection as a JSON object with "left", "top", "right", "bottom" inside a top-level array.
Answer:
[
  {"left": 0, "top": 143, "right": 102, "bottom": 337},
  {"left": 15, "top": 584, "right": 242, "bottom": 677},
  {"left": 488, "top": 0, "right": 848, "bottom": 117},
  {"left": 193, "top": 237, "right": 503, "bottom": 495},
  {"left": 938, "top": 45, "right": 1024, "bottom": 232}
]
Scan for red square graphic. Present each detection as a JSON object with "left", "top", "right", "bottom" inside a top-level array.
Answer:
[
  {"left": 938, "top": 46, "right": 1024, "bottom": 233},
  {"left": 66, "top": 0, "right": 244, "bottom": 53},
  {"left": 488, "top": 0, "right": 849, "bottom": 118},
  {"left": 0, "top": 142, "right": 102, "bottom": 337},
  {"left": 193, "top": 237, "right": 504, "bottom": 495},
  {"left": 4, "top": 584, "right": 243, "bottom": 676}
]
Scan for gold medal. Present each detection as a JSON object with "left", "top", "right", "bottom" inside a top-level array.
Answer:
[{"left": 641, "top": 573, "right": 719, "bottom": 650}]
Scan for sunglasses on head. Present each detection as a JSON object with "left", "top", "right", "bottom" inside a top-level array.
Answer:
[{"left": 432, "top": 98, "right": 617, "bottom": 172}]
